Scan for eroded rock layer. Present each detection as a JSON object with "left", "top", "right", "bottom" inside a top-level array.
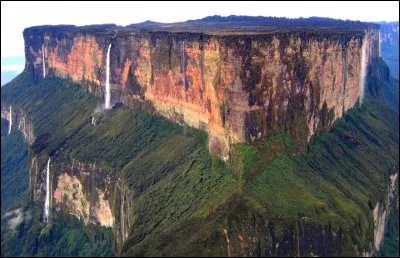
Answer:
[{"left": 23, "top": 25, "right": 379, "bottom": 159}]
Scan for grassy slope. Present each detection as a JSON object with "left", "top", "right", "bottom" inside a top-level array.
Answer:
[
  {"left": 122, "top": 61, "right": 399, "bottom": 256},
  {"left": 246, "top": 97, "right": 398, "bottom": 251},
  {"left": 1, "top": 56, "right": 398, "bottom": 256},
  {"left": 120, "top": 131, "right": 237, "bottom": 247},
  {"left": 122, "top": 95, "right": 398, "bottom": 256},
  {"left": 249, "top": 97, "right": 398, "bottom": 222},
  {"left": 58, "top": 103, "right": 239, "bottom": 252},
  {"left": 1, "top": 73, "right": 238, "bottom": 256},
  {"left": 1, "top": 74, "right": 114, "bottom": 257},
  {"left": 1, "top": 72, "right": 99, "bottom": 156},
  {"left": 58, "top": 102, "right": 239, "bottom": 251}
]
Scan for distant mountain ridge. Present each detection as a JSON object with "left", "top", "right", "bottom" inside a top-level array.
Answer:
[
  {"left": 378, "top": 21, "right": 399, "bottom": 79},
  {"left": 188, "top": 15, "right": 377, "bottom": 27}
]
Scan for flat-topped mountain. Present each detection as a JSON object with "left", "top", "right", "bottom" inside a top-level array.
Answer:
[
  {"left": 26, "top": 16, "right": 379, "bottom": 36},
  {"left": 23, "top": 16, "right": 380, "bottom": 160},
  {"left": 1, "top": 15, "right": 398, "bottom": 257}
]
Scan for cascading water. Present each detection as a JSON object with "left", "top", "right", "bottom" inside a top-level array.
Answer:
[
  {"left": 379, "top": 31, "right": 382, "bottom": 57},
  {"left": 42, "top": 44, "right": 46, "bottom": 79},
  {"left": 8, "top": 105, "right": 12, "bottom": 135},
  {"left": 44, "top": 158, "right": 51, "bottom": 223},
  {"left": 181, "top": 40, "right": 185, "bottom": 73},
  {"left": 105, "top": 44, "right": 112, "bottom": 109},
  {"left": 359, "top": 37, "right": 367, "bottom": 107}
]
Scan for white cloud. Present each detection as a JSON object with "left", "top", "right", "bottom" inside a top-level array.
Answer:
[{"left": 1, "top": 1, "right": 399, "bottom": 57}]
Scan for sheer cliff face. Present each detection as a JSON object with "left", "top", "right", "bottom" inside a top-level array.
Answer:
[
  {"left": 373, "top": 171, "right": 399, "bottom": 252},
  {"left": 1, "top": 106, "right": 35, "bottom": 145},
  {"left": 23, "top": 27, "right": 379, "bottom": 159},
  {"left": 30, "top": 157, "right": 115, "bottom": 228}
]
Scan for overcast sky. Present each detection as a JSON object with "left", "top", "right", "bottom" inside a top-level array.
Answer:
[{"left": 1, "top": 1, "right": 399, "bottom": 57}]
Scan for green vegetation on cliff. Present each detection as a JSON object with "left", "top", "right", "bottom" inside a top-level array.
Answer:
[
  {"left": 1, "top": 203, "right": 113, "bottom": 257},
  {"left": 1, "top": 55, "right": 398, "bottom": 257},
  {"left": 121, "top": 59, "right": 399, "bottom": 256},
  {"left": 123, "top": 93, "right": 398, "bottom": 256},
  {"left": 377, "top": 209, "right": 399, "bottom": 257},
  {"left": 1, "top": 119, "right": 29, "bottom": 213},
  {"left": 1, "top": 74, "right": 113, "bottom": 257},
  {"left": 1, "top": 73, "right": 238, "bottom": 257},
  {"left": 1, "top": 72, "right": 98, "bottom": 157}
]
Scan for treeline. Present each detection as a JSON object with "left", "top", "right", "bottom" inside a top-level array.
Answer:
[{"left": 189, "top": 15, "right": 379, "bottom": 30}]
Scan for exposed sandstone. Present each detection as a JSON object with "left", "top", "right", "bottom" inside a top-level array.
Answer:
[
  {"left": 34, "top": 159, "right": 115, "bottom": 228},
  {"left": 23, "top": 25, "right": 379, "bottom": 159},
  {"left": 1, "top": 106, "right": 35, "bottom": 144},
  {"left": 54, "top": 172, "right": 91, "bottom": 224}
]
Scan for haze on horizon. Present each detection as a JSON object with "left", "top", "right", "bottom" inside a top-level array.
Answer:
[{"left": 1, "top": 1, "right": 399, "bottom": 58}]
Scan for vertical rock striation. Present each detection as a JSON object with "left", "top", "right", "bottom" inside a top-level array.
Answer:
[
  {"left": 23, "top": 23, "right": 379, "bottom": 159},
  {"left": 373, "top": 170, "right": 399, "bottom": 252},
  {"left": 1, "top": 106, "right": 35, "bottom": 144},
  {"left": 30, "top": 158, "right": 115, "bottom": 228}
]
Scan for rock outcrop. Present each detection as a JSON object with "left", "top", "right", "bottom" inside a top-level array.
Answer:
[
  {"left": 23, "top": 21, "right": 379, "bottom": 160},
  {"left": 373, "top": 170, "right": 399, "bottom": 252},
  {"left": 1, "top": 105, "right": 35, "bottom": 144},
  {"left": 30, "top": 156, "right": 115, "bottom": 228}
]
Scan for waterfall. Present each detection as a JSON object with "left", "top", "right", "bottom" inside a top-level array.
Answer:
[
  {"left": 181, "top": 40, "right": 185, "bottom": 73},
  {"left": 8, "top": 105, "right": 12, "bottom": 135},
  {"left": 359, "top": 37, "right": 368, "bottom": 107},
  {"left": 105, "top": 44, "right": 112, "bottom": 109},
  {"left": 379, "top": 31, "right": 382, "bottom": 57},
  {"left": 42, "top": 44, "right": 46, "bottom": 79},
  {"left": 44, "top": 158, "right": 51, "bottom": 223}
]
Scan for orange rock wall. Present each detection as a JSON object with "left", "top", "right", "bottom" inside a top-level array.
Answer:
[{"left": 24, "top": 28, "right": 380, "bottom": 159}]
